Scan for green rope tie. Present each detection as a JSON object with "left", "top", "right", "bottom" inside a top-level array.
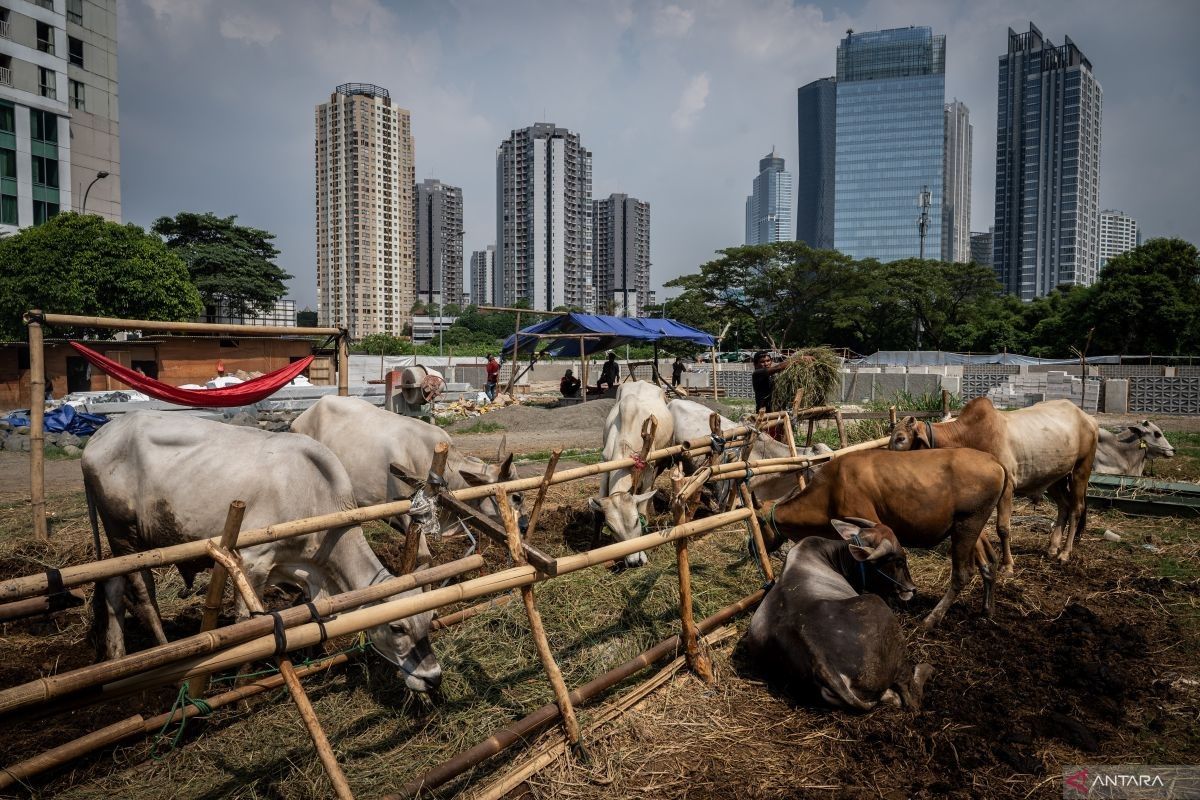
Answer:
[{"left": 151, "top": 681, "right": 213, "bottom": 760}]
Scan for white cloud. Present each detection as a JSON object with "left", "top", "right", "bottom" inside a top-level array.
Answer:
[
  {"left": 653, "top": 5, "right": 694, "bottom": 38},
  {"left": 219, "top": 14, "right": 282, "bottom": 45},
  {"left": 671, "top": 73, "right": 709, "bottom": 131}
]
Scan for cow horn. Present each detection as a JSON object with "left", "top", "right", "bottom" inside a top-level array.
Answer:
[
  {"left": 844, "top": 516, "right": 877, "bottom": 528},
  {"left": 867, "top": 537, "right": 896, "bottom": 561}
]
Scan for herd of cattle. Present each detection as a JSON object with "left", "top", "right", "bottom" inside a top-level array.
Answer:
[{"left": 76, "top": 383, "right": 1178, "bottom": 713}]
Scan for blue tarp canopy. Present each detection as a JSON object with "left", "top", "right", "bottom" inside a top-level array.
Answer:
[{"left": 501, "top": 313, "right": 718, "bottom": 358}]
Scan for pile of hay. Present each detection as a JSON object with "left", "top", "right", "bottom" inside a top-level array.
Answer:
[{"left": 769, "top": 347, "right": 841, "bottom": 411}]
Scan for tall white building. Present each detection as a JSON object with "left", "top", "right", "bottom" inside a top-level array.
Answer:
[
  {"left": 744, "top": 148, "right": 792, "bottom": 245},
  {"left": 593, "top": 193, "right": 650, "bottom": 317},
  {"left": 0, "top": 0, "right": 120, "bottom": 232},
  {"left": 495, "top": 123, "right": 592, "bottom": 311},
  {"left": 315, "top": 83, "right": 415, "bottom": 338},
  {"left": 943, "top": 100, "right": 972, "bottom": 263},
  {"left": 1098, "top": 209, "right": 1138, "bottom": 269},
  {"left": 469, "top": 246, "right": 494, "bottom": 306}
]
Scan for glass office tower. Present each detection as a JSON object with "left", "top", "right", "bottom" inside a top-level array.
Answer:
[
  {"left": 796, "top": 77, "right": 836, "bottom": 249},
  {"left": 833, "top": 27, "right": 946, "bottom": 262},
  {"left": 744, "top": 148, "right": 793, "bottom": 245}
]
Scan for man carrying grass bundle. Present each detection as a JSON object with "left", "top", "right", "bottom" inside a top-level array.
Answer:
[{"left": 752, "top": 351, "right": 788, "bottom": 413}]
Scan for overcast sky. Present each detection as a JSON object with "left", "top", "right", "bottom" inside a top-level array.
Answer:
[{"left": 119, "top": 0, "right": 1200, "bottom": 309}]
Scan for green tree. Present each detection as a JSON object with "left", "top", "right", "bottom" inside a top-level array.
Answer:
[
  {"left": 152, "top": 212, "right": 291, "bottom": 320},
  {"left": 355, "top": 333, "right": 412, "bottom": 355},
  {"left": 296, "top": 308, "right": 318, "bottom": 327},
  {"left": 0, "top": 213, "right": 203, "bottom": 339}
]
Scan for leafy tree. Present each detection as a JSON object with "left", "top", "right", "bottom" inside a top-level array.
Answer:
[
  {"left": 0, "top": 212, "right": 202, "bottom": 339},
  {"left": 296, "top": 308, "right": 318, "bottom": 328},
  {"left": 152, "top": 212, "right": 292, "bottom": 320},
  {"left": 355, "top": 333, "right": 412, "bottom": 355}
]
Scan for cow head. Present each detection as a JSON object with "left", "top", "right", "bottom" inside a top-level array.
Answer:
[
  {"left": 830, "top": 518, "right": 915, "bottom": 602},
  {"left": 1122, "top": 420, "right": 1176, "bottom": 459},
  {"left": 888, "top": 416, "right": 932, "bottom": 451},
  {"left": 367, "top": 605, "right": 442, "bottom": 693},
  {"left": 589, "top": 489, "right": 656, "bottom": 568},
  {"left": 458, "top": 450, "right": 528, "bottom": 532}
]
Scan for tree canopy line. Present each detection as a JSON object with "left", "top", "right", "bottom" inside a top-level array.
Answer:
[
  {"left": 2, "top": 211, "right": 1196, "bottom": 359},
  {"left": 662, "top": 238, "right": 1200, "bottom": 358}
]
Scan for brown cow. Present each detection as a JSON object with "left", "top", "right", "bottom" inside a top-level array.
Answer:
[
  {"left": 758, "top": 448, "right": 1008, "bottom": 628},
  {"left": 889, "top": 397, "right": 1098, "bottom": 568}
]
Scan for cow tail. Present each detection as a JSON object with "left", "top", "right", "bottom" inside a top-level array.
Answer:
[{"left": 84, "top": 481, "right": 103, "bottom": 561}]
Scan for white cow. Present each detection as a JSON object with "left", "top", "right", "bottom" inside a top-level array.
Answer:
[
  {"left": 82, "top": 412, "right": 443, "bottom": 692},
  {"left": 1094, "top": 421, "right": 1176, "bottom": 476},
  {"left": 292, "top": 395, "right": 525, "bottom": 535},
  {"left": 668, "top": 399, "right": 832, "bottom": 502},
  {"left": 590, "top": 381, "right": 674, "bottom": 568}
]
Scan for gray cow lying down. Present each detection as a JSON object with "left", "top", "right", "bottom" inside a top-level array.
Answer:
[
  {"left": 83, "top": 412, "right": 444, "bottom": 692},
  {"left": 740, "top": 519, "right": 932, "bottom": 712}
]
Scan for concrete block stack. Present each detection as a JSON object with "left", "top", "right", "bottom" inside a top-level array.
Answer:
[{"left": 985, "top": 371, "right": 1100, "bottom": 412}]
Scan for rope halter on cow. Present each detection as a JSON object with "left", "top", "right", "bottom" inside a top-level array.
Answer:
[{"left": 924, "top": 420, "right": 936, "bottom": 448}]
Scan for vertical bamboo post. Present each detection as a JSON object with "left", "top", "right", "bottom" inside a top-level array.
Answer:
[
  {"left": 401, "top": 443, "right": 449, "bottom": 574},
  {"left": 941, "top": 388, "right": 950, "bottom": 418},
  {"left": 579, "top": 335, "right": 587, "bottom": 403},
  {"left": 27, "top": 312, "right": 47, "bottom": 540},
  {"left": 208, "top": 545, "right": 354, "bottom": 800},
  {"left": 805, "top": 418, "right": 815, "bottom": 448},
  {"left": 739, "top": 483, "right": 776, "bottom": 583},
  {"left": 629, "top": 416, "right": 658, "bottom": 491},
  {"left": 504, "top": 312, "right": 521, "bottom": 398},
  {"left": 193, "top": 501, "right": 246, "bottom": 696},
  {"left": 670, "top": 467, "right": 713, "bottom": 683},
  {"left": 524, "top": 450, "right": 561, "bottom": 540},
  {"left": 782, "top": 411, "right": 799, "bottom": 458},
  {"left": 494, "top": 486, "right": 583, "bottom": 752},
  {"left": 337, "top": 329, "right": 349, "bottom": 398},
  {"left": 710, "top": 346, "right": 718, "bottom": 398},
  {"left": 889, "top": 405, "right": 898, "bottom": 430},
  {"left": 834, "top": 410, "right": 847, "bottom": 449}
]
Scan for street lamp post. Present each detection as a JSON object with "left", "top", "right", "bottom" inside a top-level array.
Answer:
[{"left": 82, "top": 171, "right": 110, "bottom": 215}]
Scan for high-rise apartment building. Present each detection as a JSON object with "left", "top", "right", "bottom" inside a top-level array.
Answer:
[
  {"left": 795, "top": 77, "right": 836, "bottom": 249},
  {"left": 1098, "top": 210, "right": 1138, "bottom": 269},
  {"left": 0, "top": 0, "right": 120, "bottom": 232},
  {"left": 593, "top": 193, "right": 650, "bottom": 317},
  {"left": 994, "top": 23, "right": 1103, "bottom": 298},
  {"left": 469, "top": 246, "right": 494, "bottom": 307},
  {"left": 970, "top": 230, "right": 994, "bottom": 267},
  {"left": 943, "top": 100, "right": 972, "bottom": 263},
  {"left": 744, "top": 148, "right": 792, "bottom": 245},
  {"left": 495, "top": 122, "right": 592, "bottom": 311},
  {"left": 415, "top": 178, "right": 463, "bottom": 307},
  {"left": 833, "top": 26, "right": 948, "bottom": 262},
  {"left": 315, "top": 83, "right": 415, "bottom": 337}
]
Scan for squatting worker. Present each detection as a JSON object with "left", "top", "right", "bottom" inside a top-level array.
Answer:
[
  {"left": 560, "top": 369, "right": 581, "bottom": 398},
  {"left": 752, "top": 350, "right": 787, "bottom": 414},
  {"left": 672, "top": 356, "right": 685, "bottom": 387},
  {"left": 598, "top": 351, "right": 620, "bottom": 390},
  {"left": 484, "top": 354, "right": 500, "bottom": 401}
]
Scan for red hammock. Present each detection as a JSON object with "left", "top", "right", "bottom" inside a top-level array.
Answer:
[{"left": 68, "top": 341, "right": 315, "bottom": 408}]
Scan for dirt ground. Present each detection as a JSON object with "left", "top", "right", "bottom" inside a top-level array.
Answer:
[{"left": 0, "top": 405, "right": 1198, "bottom": 799}]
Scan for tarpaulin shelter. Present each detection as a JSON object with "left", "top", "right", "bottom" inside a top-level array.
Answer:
[{"left": 501, "top": 313, "right": 717, "bottom": 358}]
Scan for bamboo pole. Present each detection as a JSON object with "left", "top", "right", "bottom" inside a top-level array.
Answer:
[
  {"left": 400, "top": 444, "right": 448, "bottom": 574},
  {"left": 496, "top": 486, "right": 582, "bottom": 751},
  {"left": 431, "top": 593, "right": 515, "bottom": 631},
  {"left": 834, "top": 410, "right": 848, "bottom": 449},
  {"left": 192, "top": 501, "right": 246, "bottom": 696},
  {"left": 503, "top": 311, "right": 521, "bottom": 398},
  {"left": 629, "top": 415, "right": 659, "bottom": 489},
  {"left": 0, "top": 589, "right": 85, "bottom": 623},
  {"left": 782, "top": 411, "right": 799, "bottom": 458},
  {"left": 0, "top": 557, "right": 483, "bottom": 717},
  {"left": 216, "top": 547, "right": 354, "bottom": 800},
  {"left": 523, "top": 450, "right": 561, "bottom": 540},
  {"left": 671, "top": 468, "right": 712, "bottom": 683},
  {"left": 387, "top": 587, "right": 767, "bottom": 799},
  {"left": 337, "top": 330, "right": 349, "bottom": 397},
  {"left": 0, "top": 438, "right": 733, "bottom": 604},
  {"left": 32, "top": 312, "right": 341, "bottom": 337},
  {"left": 941, "top": 388, "right": 951, "bottom": 418},
  {"left": 805, "top": 418, "right": 815, "bottom": 448},
  {"left": 710, "top": 346, "right": 718, "bottom": 397},
  {"left": 740, "top": 483, "right": 775, "bottom": 582},
  {"left": 27, "top": 312, "right": 47, "bottom": 540},
  {"left": 98, "top": 511, "right": 751, "bottom": 697},
  {"left": 889, "top": 405, "right": 898, "bottom": 430}
]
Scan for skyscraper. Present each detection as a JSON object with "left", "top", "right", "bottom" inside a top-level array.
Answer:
[
  {"left": 943, "top": 100, "right": 972, "bottom": 263},
  {"left": 415, "top": 178, "right": 463, "bottom": 307},
  {"left": 994, "top": 23, "right": 1103, "bottom": 298},
  {"left": 833, "top": 26, "right": 948, "bottom": 262},
  {"left": 0, "top": 0, "right": 121, "bottom": 231},
  {"left": 315, "top": 83, "right": 415, "bottom": 337},
  {"left": 1098, "top": 210, "right": 1138, "bottom": 268},
  {"left": 795, "top": 77, "right": 836, "bottom": 249},
  {"left": 744, "top": 148, "right": 792, "bottom": 245},
  {"left": 495, "top": 123, "right": 592, "bottom": 311},
  {"left": 970, "top": 230, "right": 994, "bottom": 267},
  {"left": 594, "top": 193, "right": 650, "bottom": 316},
  {"left": 470, "top": 246, "right": 494, "bottom": 306}
]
